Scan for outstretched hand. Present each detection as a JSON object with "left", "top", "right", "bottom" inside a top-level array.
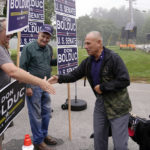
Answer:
[
  {"left": 48, "top": 75, "right": 58, "bottom": 84},
  {"left": 40, "top": 77, "right": 56, "bottom": 94}
]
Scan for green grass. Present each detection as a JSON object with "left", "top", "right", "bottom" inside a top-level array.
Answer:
[
  {"left": 11, "top": 46, "right": 150, "bottom": 83},
  {"left": 52, "top": 46, "right": 150, "bottom": 83},
  {"left": 109, "top": 46, "right": 150, "bottom": 83},
  {"left": 10, "top": 49, "right": 17, "bottom": 65}
]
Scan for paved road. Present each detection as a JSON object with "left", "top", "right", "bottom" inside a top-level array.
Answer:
[{"left": 3, "top": 80, "right": 150, "bottom": 150}]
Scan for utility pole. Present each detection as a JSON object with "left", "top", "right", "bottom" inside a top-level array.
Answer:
[
  {"left": 125, "top": 0, "right": 136, "bottom": 45},
  {"left": 129, "top": 0, "right": 134, "bottom": 25}
]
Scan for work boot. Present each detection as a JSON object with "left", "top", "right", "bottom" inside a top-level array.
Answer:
[
  {"left": 34, "top": 142, "right": 52, "bottom": 150},
  {"left": 44, "top": 135, "right": 57, "bottom": 145}
]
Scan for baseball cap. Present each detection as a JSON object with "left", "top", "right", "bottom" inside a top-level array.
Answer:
[{"left": 40, "top": 24, "right": 53, "bottom": 36}]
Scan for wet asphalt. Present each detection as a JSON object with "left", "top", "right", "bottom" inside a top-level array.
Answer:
[{"left": 3, "top": 80, "right": 150, "bottom": 150}]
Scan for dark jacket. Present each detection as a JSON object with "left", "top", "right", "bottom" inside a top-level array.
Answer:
[
  {"left": 20, "top": 41, "right": 57, "bottom": 78},
  {"left": 20, "top": 41, "right": 57, "bottom": 88},
  {"left": 58, "top": 47, "right": 132, "bottom": 119}
]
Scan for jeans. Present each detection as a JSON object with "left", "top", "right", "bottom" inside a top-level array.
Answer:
[{"left": 26, "top": 85, "right": 51, "bottom": 144}]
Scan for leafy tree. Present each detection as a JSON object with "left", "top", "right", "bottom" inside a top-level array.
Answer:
[
  {"left": 77, "top": 15, "right": 100, "bottom": 48},
  {"left": 88, "top": 6, "right": 150, "bottom": 44},
  {"left": 141, "top": 15, "right": 150, "bottom": 43},
  {"left": 44, "top": 0, "right": 56, "bottom": 39},
  {"left": 142, "top": 16, "right": 150, "bottom": 34},
  {"left": 0, "top": 1, "right": 6, "bottom": 17},
  {"left": 107, "top": 7, "right": 128, "bottom": 28},
  {"left": 91, "top": 7, "right": 108, "bottom": 20},
  {"left": 77, "top": 15, "right": 118, "bottom": 47},
  {"left": 44, "top": 0, "right": 55, "bottom": 24},
  {"left": 91, "top": 6, "right": 128, "bottom": 28}
]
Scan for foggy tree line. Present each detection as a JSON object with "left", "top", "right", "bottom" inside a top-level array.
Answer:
[
  {"left": 77, "top": 6, "right": 150, "bottom": 47},
  {"left": 1, "top": 1, "right": 150, "bottom": 46}
]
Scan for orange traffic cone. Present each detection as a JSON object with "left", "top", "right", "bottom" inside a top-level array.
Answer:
[{"left": 22, "top": 134, "right": 34, "bottom": 150}]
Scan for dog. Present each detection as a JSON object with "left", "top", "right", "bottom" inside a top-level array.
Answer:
[
  {"left": 128, "top": 114, "right": 150, "bottom": 150},
  {"left": 90, "top": 113, "right": 150, "bottom": 150}
]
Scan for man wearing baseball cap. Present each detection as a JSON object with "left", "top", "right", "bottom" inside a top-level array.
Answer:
[{"left": 20, "top": 24, "right": 57, "bottom": 150}]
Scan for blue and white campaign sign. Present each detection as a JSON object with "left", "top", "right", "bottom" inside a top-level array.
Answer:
[
  {"left": 56, "top": 14, "right": 77, "bottom": 46},
  {"left": 57, "top": 47, "right": 78, "bottom": 74},
  {"left": 21, "top": 21, "right": 43, "bottom": 46},
  {"left": 29, "top": 0, "right": 44, "bottom": 21},
  {"left": 0, "top": 80, "right": 26, "bottom": 135},
  {"left": 54, "top": 0, "right": 78, "bottom": 75},
  {"left": 54, "top": 0, "right": 76, "bottom": 16},
  {"left": 6, "top": 0, "right": 30, "bottom": 35}
]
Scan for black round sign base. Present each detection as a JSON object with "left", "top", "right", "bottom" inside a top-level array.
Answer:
[{"left": 61, "top": 99, "right": 87, "bottom": 111}]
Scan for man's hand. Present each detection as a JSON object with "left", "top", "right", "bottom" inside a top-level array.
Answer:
[
  {"left": 39, "top": 77, "right": 55, "bottom": 94},
  {"left": 94, "top": 85, "right": 102, "bottom": 94},
  {"left": 48, "top": 75, "right": 58, "bottom": 84},
  {"left": 26, "top": 88, "right": 33, "bottom": 97}
]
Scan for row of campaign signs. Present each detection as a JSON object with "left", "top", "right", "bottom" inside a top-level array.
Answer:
[
  {"left": 0, "top": 0, "right": 78, "bottom": 135},
  {"left": 7, "top": 0, "right": 78, "bottom": 75}
]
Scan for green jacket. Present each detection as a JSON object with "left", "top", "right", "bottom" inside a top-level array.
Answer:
[
  {"left": 58, "top": 47, "right": 132, "bottom": 119},
  {"left": 20, "top": 40, "right": 57, "bottom": 87}
]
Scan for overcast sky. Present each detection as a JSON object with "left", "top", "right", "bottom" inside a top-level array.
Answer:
[{"left": 76, "top": 0, "right": 150, "bottom": 18}]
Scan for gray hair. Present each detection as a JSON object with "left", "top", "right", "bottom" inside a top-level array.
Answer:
[
  {"left": 87, "top": 31, "right": 103, "bottom": 43},
  {"left": 0, "top": 18, "right": 6, "bottom": 32}
]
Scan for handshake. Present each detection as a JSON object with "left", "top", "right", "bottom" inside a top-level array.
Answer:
[
  {"left": 44, "top": 75, "right": 102, "bottom": 95},
  {"left": 48, "top": 75, "right": 59, "bottom": 84},
  {"left": 39, "top": 76, "right": 59, "bottom": 95}
]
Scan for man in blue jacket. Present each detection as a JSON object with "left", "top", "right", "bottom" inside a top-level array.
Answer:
[
  {"left": 20, "top": 24, "right": 57, "bottom": 150},
  {"left": 49, "top": 31, "right": 132, "bottom": 150}
]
